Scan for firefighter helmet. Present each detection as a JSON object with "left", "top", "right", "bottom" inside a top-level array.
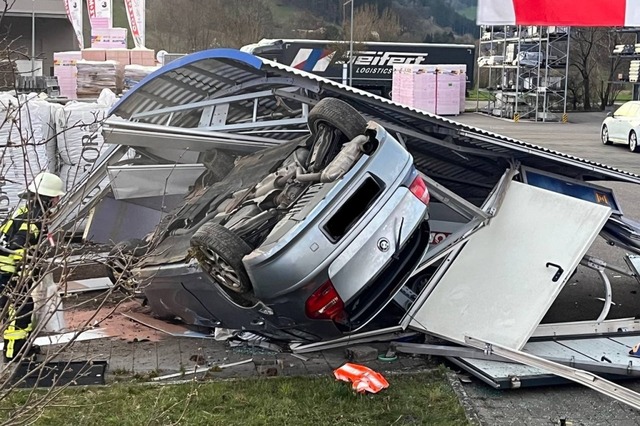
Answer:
[{"left": 27, "top": 172, "right": 66, "bottom": 198}]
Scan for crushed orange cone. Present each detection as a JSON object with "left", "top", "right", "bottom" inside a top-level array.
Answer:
[{"left": 333, "top": 363, "right": 389, "bottom": 394}]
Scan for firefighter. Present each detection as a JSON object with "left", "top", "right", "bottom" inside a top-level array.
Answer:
[{"left": 0, "top": 172, "right": 65, "bottom": 366}]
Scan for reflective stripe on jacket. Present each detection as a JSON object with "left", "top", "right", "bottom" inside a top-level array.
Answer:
[
  {"left": 3, "top": 305, "right": 33, "bottom": 358},
  {"left": 0, "top": 206, "right": 39, "bottom": 274}
]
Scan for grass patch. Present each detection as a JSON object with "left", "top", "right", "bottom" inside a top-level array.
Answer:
[
  {"left": 615, "top": 90, "right": 632, "bottom": 102},
  {"left": 0, "top": 370, "right": 467, "bottom": 425},
  {"left": 467, "top": 89, "right": 495, "bottom": 101}
]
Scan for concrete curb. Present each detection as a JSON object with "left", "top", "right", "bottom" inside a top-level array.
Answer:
[{"left": 445, "top": 370, "right": 484, "bottom": 426}]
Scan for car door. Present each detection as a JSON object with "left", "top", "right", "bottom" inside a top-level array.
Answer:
[
  {"left": 621, "top": 104, "right": 640, "bottom": 142},
  {"left": 609, "top": 103, "right": 631, "bottom": 142},
  {"left": 628, "top": 104, "right": 640, "bottom": 139}
]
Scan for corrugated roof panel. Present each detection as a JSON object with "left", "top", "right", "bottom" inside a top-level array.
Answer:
[{"left": 108, "top": 48, "right": 640, "bottom": 186}]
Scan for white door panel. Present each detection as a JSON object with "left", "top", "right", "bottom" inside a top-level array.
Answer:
[
  {"left": 407, "top": 182, "right": 611, "bottom": 350},
  {"left": 607, "top": 118, "right": 622, "bottom": 141}
]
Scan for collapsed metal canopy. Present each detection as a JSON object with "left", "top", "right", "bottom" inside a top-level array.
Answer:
[{"left": 109, "top": 48, "right": 640, "bottom": 189}]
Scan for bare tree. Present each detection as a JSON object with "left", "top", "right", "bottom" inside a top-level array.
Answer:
[
  {"left": 343, "top": 4, "right": 402, "bottom": 42},
  {"left": 570, "top": 27, "right": 633, "bottom": 110},
  {"left": 146, "top": 0, "right": 273, "bottom": 51},
  {"left": 215, "top": 0, "right": 274, "bottom": 48}
]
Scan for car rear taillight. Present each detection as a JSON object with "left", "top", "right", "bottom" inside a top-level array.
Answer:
[
  {"left": 305, "top": 280, "right": 345, "bottom": 321},
  {"left": 409, "top": 175, "right": 430, "bottom": 205}
]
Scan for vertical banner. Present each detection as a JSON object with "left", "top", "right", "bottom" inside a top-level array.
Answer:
[
  {"left": 124, "top": 0, "right": 145, "bottom": 48},
  {"left": 87, "top": 0, "right": 113, "bottom": 29},
  {"left": 64, "top": 0, "right": 84, "bottom": 49}
]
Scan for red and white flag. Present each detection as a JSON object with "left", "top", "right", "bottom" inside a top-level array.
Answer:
[
  {"left": 124, "top": 0, "right": 146, "bottom": 48},
  {"left": 477, "top": 0, "right": 640, "bottom": 26},
  {"left": 63, "top": 0, "right": 84, "bottom": 49},
  {"left": 87, "top": 0, "right": 113, "bottom": 29}
]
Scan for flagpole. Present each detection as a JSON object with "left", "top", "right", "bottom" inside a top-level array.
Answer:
[
  {"left": 31, "top": 0, "right": 35, "bottom": 77},
  {"left": 349, "top": 0, "right": 354, "bottom": 86}
]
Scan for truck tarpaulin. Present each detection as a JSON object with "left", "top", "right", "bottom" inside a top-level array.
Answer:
[
  {"left": 64, "top": 0, "right": 84, "bottom": 49},
  {"left": 477, "top": 0, "right": 640, "bottom": 26},
  {"left": 124, "top": 0, "right": 145, "bottom": 48}
]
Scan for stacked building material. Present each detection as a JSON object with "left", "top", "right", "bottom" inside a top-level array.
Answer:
[
  {"left": 130, "top": 48, "right": 156, "bottom": 66},
  {"left": 81, "top": 48, "right": 107, "bottom": 62},
  {"left": 91, "top": 27, "right": 128, "bottom": 49},
  {"left": 53, "top": 51, "right": 82, "bottom": 99},
  {"left": 105, "top": 49, "right": 131, "bottom": 93},
  {"left": 76, "top": 60, "right": 120, "bottom": 98},
  {"left": 392, "top": 65, "right": 437, "bottom": 113},
  {"left": 124, "top": 65, "right": 159, "bottom": 91},
  {"left": 435, "top": 69, "right": 462, "bottom": 116},
  {"left": 438, "top": 64, "right": 467, "bottom": 114},
  {"left": 391, "top": 64, "right": 464, "bottom": 116}
]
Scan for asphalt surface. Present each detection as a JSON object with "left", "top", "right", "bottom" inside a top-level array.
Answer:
[{"left": 449, "top": 111, "right": 640, "bottom": 425}]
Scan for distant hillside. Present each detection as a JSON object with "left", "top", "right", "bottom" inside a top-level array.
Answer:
[
  {"left": 267, "top": 0, "right": 477, "bottom": 40},
  {"left": 137, "top": 0, "right": 477, "bottom": 52}
]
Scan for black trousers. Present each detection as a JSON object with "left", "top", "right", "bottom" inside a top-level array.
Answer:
[{"left": 0, "top": 274, "right": 34, "bottom": 362}]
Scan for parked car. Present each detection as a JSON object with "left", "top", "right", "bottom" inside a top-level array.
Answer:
[
  {"left": 601, "top": 101, "right": 640, "bottom": 153},
  {"left": 113, "top": 98, "right": 431, "bottom": 342}
]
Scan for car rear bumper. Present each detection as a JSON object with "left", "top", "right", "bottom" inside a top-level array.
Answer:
[{"left": 137, "top": 260, "right": 348, "bottom": 341}]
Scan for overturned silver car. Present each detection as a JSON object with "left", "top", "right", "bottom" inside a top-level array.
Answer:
[{"left": 117, "top": 98, "right": 430, "bottom": 341}]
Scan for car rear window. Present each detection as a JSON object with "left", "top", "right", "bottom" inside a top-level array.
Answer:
[{"left": 323, "top": 177, "right": 382, "bottom": 242}]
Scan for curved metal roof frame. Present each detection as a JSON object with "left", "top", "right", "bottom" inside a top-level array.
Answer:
[{"left": 109, "top": 48, "right": 640, "bottom": 186}]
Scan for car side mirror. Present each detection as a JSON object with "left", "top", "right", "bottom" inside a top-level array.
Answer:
[{"left": 607, "top": 112, "right": 613, "bottom": 117}]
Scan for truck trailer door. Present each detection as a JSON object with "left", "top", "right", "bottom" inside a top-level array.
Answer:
[{"left": 405, "top": 181, "right": 611, "bottom": 350}]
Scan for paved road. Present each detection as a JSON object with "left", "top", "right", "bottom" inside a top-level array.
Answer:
[
  {"left": 456, "top": 111, "right": 640, "bottom": 175},
  {"left": 446, "top": 112, "right": 640, "bottom": 425}
]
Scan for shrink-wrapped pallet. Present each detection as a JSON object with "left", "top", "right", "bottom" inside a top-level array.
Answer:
[
  {"left": 76, "top": 60, "right": 120, "bottom": 98},
  {"left": 0, "top": 93, "right": 53, "bottom": 217},
  {"left": 123, "top": 65, "right": 159, "bottom": 91},
  {"left": 52, "top": 89, "right": 119, "bottom": 230},
  {"left": 55, "top": 89, "right": 117, "bottom": 186}
]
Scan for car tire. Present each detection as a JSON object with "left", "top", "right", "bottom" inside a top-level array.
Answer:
[
  {"left": 630, "top": 131, "right": 640, "bottom": 153},
  {"left": 107, "top": 238, "right": 148, "bottom": 286},
  {"left": 308, "top": 98, "right": 367, "bottom": 140},
  {"left": 190, "top": 222, "right": 253, "bottom": 293},
  {"left": 601, "top": 125, "right": 612, "bottom": 145}
]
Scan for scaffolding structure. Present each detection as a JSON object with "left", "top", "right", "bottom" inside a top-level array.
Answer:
[
  {"left": 476, "top": 26, "right": 570, "bottom": 122},
  {"left": 612, "top": 28, "right": 640, "bottom": 102}
]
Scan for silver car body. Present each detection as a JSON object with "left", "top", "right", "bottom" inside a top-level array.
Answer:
[{"left": 134, "top": 121, "right": 430, "bottom": 341}]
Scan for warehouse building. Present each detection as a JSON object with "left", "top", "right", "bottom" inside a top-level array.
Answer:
[{"left": 3, "top": 0, "right": 77, "bottom": 77}]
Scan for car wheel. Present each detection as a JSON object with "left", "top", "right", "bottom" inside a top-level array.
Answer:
[
  {"left": 307, "top": 98, "right": 368, "bottom": 171},
  {"left": 630, "top": 131, "right": 640, "bottom": 153},
  {"left": 107, "top": 239, "right": 148, "bottom": 286},
  {"left": 601, "top": 125, "right": 612, "bottom": 145},
  {"left": 308, "top": 98, "right": 367, "bottom": 140},
  {"left": 190, "top": 222, "right": 252, "bottom": 293}
]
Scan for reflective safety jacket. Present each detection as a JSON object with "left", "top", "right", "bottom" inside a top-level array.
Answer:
[{"left": 0, "top": 206, "right": 42, "bottom": 274}]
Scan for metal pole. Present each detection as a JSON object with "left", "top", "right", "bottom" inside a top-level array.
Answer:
[
  {"left": 31, "top": 0, "right": 35, "bottom": 77},
  {"left": 563, "top": 28, "right": 571, "bottom": 116},
  {"left": 514, "top": 26, "right": 521, "bottom": 120},
  {"left": 349, "top": 0, "right": 354, "bottom": 86}
]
